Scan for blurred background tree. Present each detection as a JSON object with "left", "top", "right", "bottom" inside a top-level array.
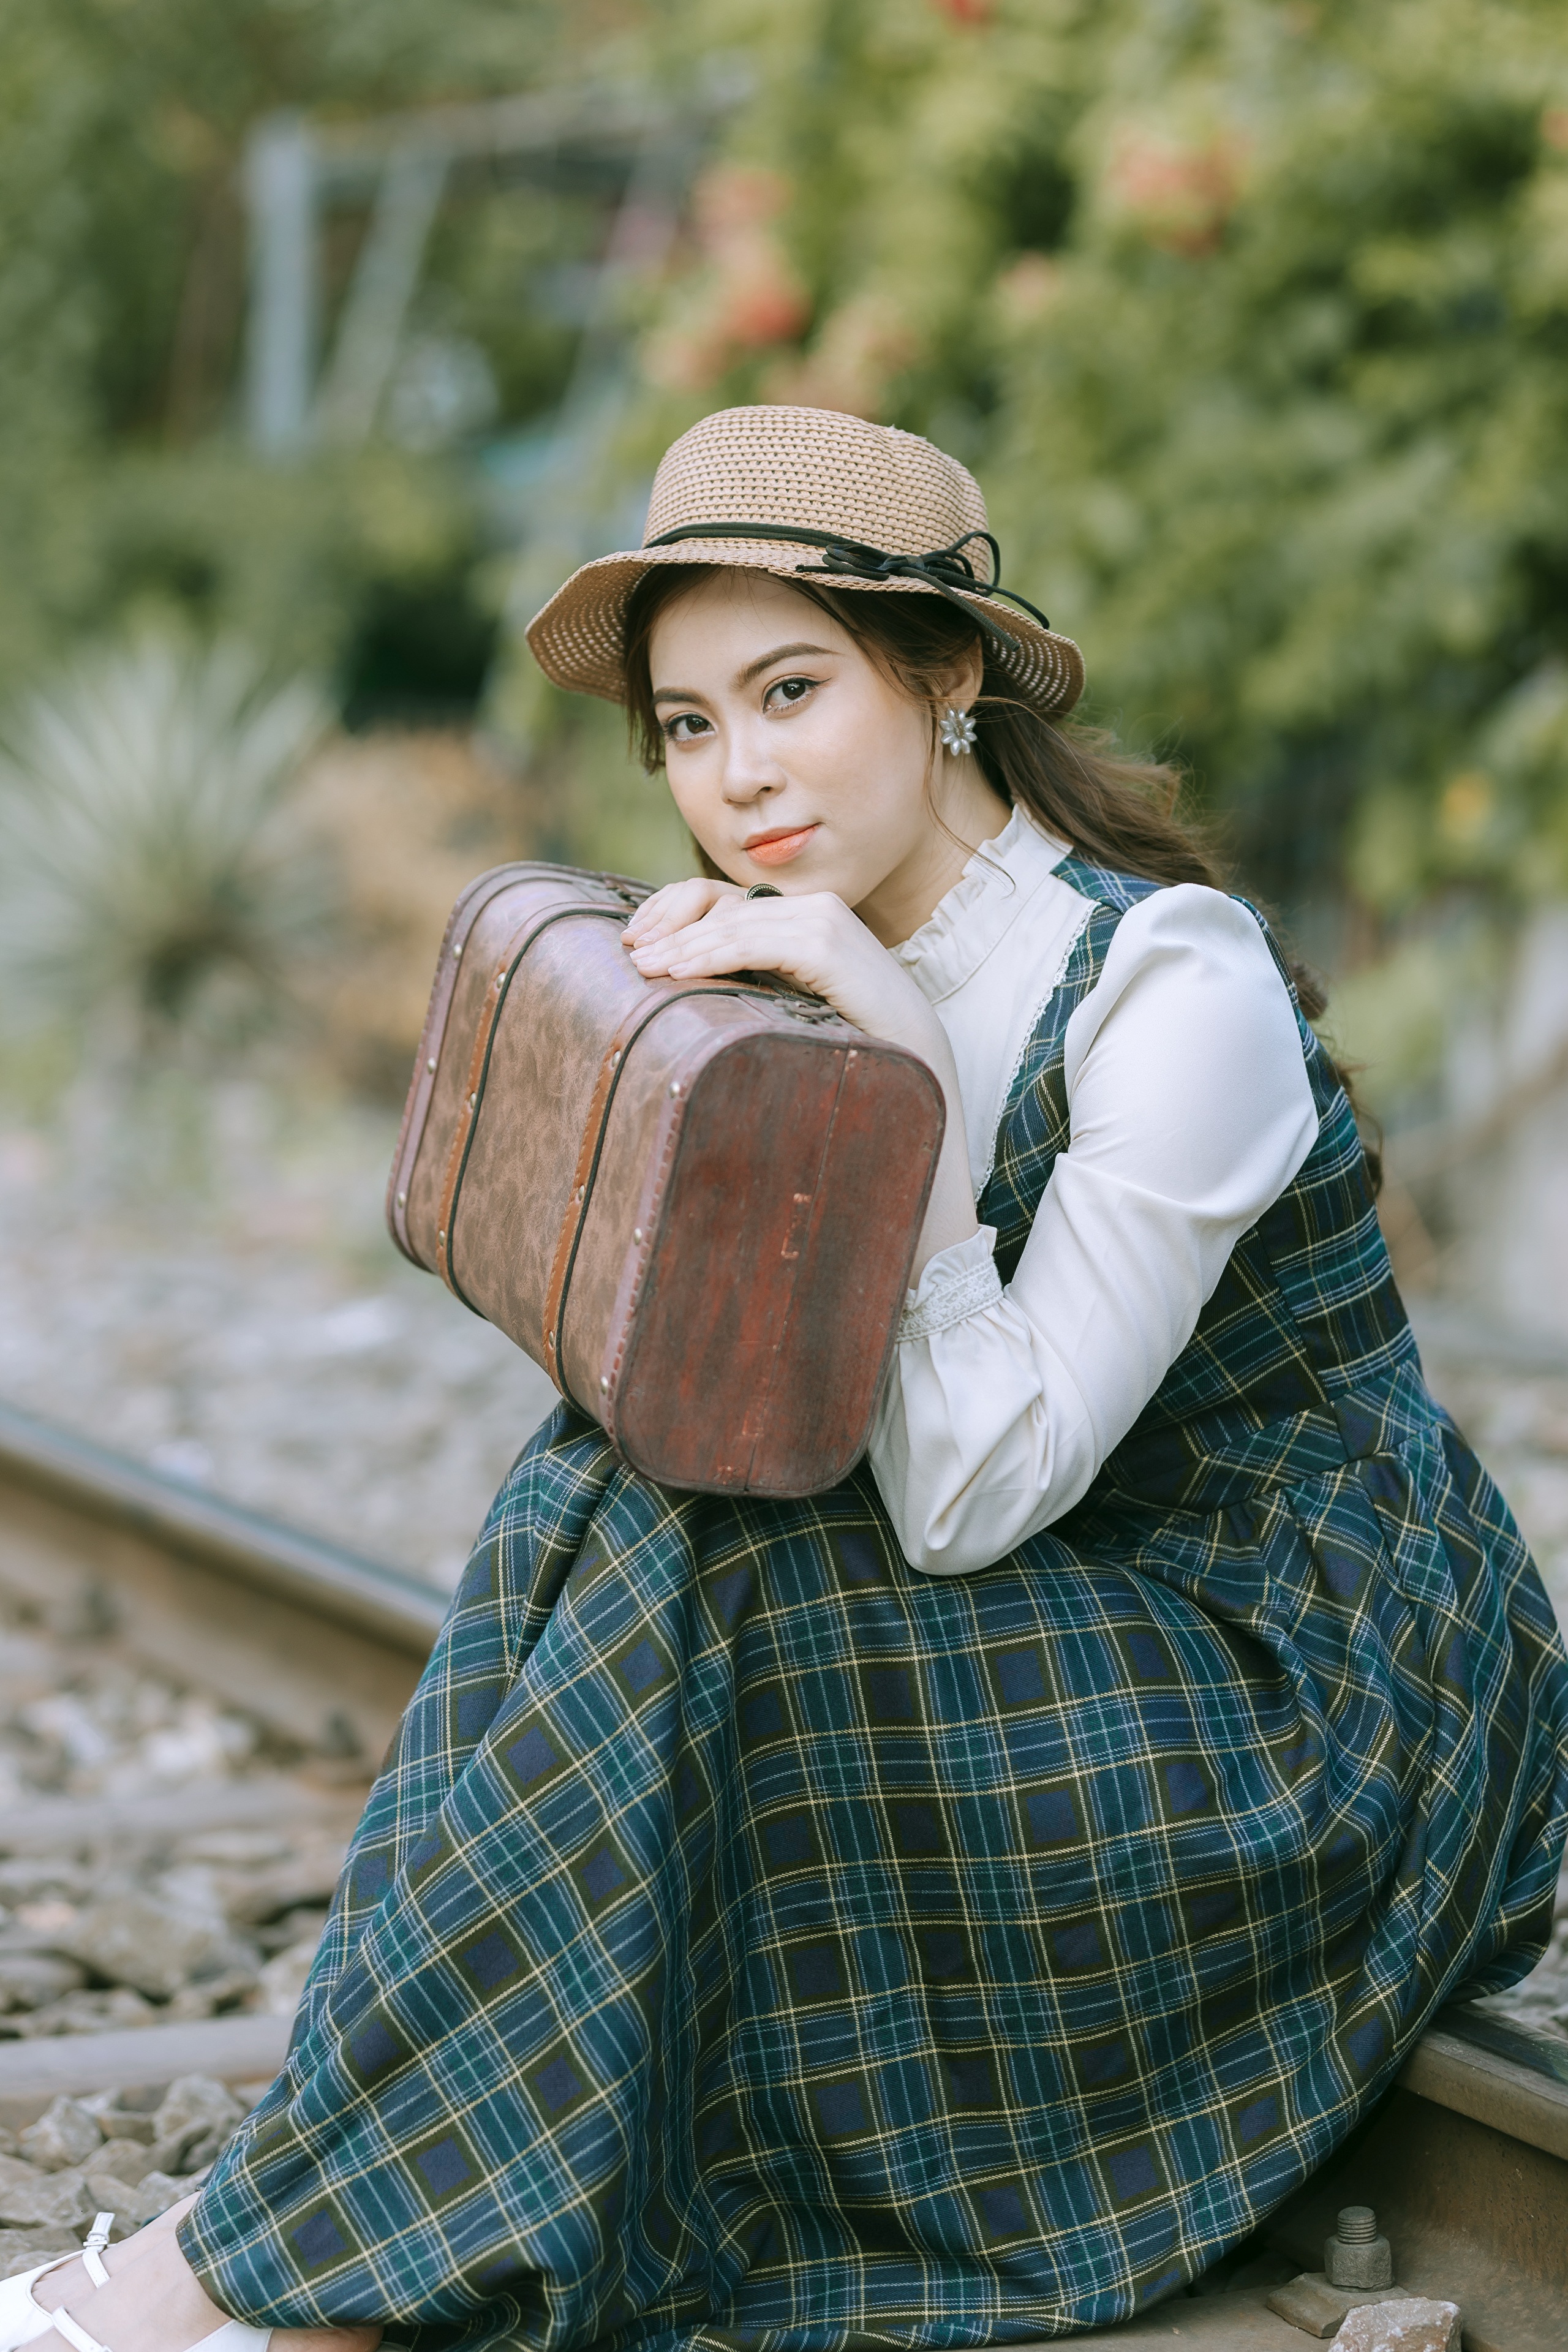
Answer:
[
  {"left": 622, "top": 0, "right": 1568, "bottom": 1156},
  {"left": 1, "top": 0, "right": 1565, "bottom": 1133},
  {"left": 636, "top": 0, "right": 1568, "bottom": 932},
  {"left": 0, "top": 0, "right": 635, "bottom": 707}
]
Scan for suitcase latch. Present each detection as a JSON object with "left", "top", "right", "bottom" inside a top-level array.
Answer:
[{"left": 768, "top": 992, "right": 839, "bottom": 1025}]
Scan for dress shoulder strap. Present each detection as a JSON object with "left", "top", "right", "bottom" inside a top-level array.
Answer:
[
  {"left": 978, "top": 866, "right": 1310, "bottom": 1284},
  {"left": 977, "top": 859, "right": 1162, "bottom": 1275},
  {"left": 1048, "top": 853, "right": 1164, "bottom": 917}
]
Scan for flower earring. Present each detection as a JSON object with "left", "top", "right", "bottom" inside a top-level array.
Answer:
[{"left": 939, "top": 705, "right": 978, "bottom": 756}]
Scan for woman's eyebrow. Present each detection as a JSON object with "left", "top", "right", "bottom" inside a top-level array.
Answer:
[
  {"left": 651, "top": 641, "right": 838, "bottom": 706},
  {"left": 736, "top": 641, "right": 836, "bottom": 687}
]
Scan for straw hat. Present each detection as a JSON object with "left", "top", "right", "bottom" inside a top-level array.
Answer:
[{"left": 525, "top": 404, "right": 1084, "bottom": 717}]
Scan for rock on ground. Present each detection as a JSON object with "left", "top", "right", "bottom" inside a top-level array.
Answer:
[
  {"left": 143, "top": 2075, "right": 246, "bottom": 2176},
  {"left": 95, "top": 2171, "right": 189, "bottom": 2232},
  {"left": 0, "top": 2154, "right": 95, "bottom": 2230},
  {"left": 1332, "top": 2299, "right": 1462, "bottom": 2351},
  {"left": 0, "top": 2223, "right": 79, "bottom": 2279},
  {"left": 17, "top": 2098, "right": 100, "bottom": 2173},
  {"left": 55, "top": 1894, "right": 249, "bottom": 2003},
  {"left": 0, "top": 2076, "right": 257, "bottom": 2261},
  {"left": 0, "top": 1957, "right": 88, "bottom": 2011},
  {"left": 0, "top": 1613, "right": 353, "bottom": 2043},
  {"left": 0, "top": 1080, "right": 557, "bottom": 1590}
]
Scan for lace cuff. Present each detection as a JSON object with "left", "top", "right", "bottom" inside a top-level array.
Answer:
[{"left": 896, "top": 1228, "right": 1003, "bottom": 1344}]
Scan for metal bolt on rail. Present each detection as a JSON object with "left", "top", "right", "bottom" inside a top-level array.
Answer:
[{"left": 1324, "top": 2205, "right": 1394, "bottom": 2291}]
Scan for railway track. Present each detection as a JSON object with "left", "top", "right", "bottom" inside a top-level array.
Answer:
[
  {"left": 0, "top": 1400, "right": 1564, "bottom": 2348},
  {"left": 0, "top": 1398, "right": 439, "bottom": 2168}
]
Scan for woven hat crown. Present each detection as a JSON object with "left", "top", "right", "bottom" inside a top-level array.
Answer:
[
  {"left": 524, "top": 403, "right": 1084, "bottom": 717},
  {"left": 644, "top": 405, "right": 989, "bottom": 556}
]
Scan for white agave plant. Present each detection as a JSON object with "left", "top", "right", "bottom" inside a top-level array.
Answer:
[{"left": 0, "top": 636, "right": 331, "bottom": 1041}]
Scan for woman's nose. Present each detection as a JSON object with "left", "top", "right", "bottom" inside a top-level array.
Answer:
[{"left": 718, "top": 728, "right": 785, "bottom": 805}]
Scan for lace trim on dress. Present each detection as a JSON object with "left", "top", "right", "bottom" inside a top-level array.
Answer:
[
  {"left": 897, "top": 1255, "right": 1004, "bottom": 1345},
  {"left": 976, "top": 893, "right": 1096, "bottom": 1189}
]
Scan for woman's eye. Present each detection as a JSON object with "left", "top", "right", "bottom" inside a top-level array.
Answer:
[
  {"left": 763, "top": 675, "right": 817, "bottom": 711},
  {"left": 664, "top": 711, "right": 712, "bottom": 742}
]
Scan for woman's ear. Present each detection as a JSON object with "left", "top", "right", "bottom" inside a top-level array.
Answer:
[{"left": 941, "top": 641, "right": 986, "bottom": 712}]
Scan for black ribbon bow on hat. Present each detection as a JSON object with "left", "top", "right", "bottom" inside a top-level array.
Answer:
[{"left": 641, "top": 521, "right": 1050, "bottom": 644}]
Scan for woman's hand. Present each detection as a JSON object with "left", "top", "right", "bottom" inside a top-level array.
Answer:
[
  {"left": 621, "top": 876, "right": 744, "bottom": 952},
  {"left": 625, "top": 887, "right": 935, "bottom": 1061},
  {"left": 623, "top": 886, "right": 979, "bottom": 1273}
]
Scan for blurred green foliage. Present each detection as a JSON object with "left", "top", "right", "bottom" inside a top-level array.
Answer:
[
  {"left": 635, "top": 0, "right": 1568, "bottom": 929},
  {"left": 2, "top": 0, "right": 1565, "bottom": 968},
  {"left": 0, "top": 0, "right": 631, "bottom": 701},
  {"left": 0, "top": 634, "right": 329, "bottom": 1041}
]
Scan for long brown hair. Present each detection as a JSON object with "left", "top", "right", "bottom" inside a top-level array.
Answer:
[{"left": 622, "top": 564, "right": 1374, "bottom": 1182}]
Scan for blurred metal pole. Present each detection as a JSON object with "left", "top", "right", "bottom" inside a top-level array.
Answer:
[
  {"left": 314, "top": 146, "right": 448, "bottom": 445},
  {"left": 498, "top": 126, "right": 690, "bottom": 637},
  {"left": 238, "top": 78, "right": 741, "bottom": 462},
  {"left": 243, "top": 112, "right": 318, "bottom": 456}
]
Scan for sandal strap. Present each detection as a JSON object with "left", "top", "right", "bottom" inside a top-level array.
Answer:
[
  {"left": 14, "top": 2223, "right": 271, "bottom": 2352},
  {"left": 31, "top": 2298, "right": 270, "bottom": 2352},
  {"left": 80, "top": 2217, "right": 113, "bottom": 2292},
  {"left": 46, "top": 2312, "right": 109, "bottom": 2352},
  {"left": 0, "top": 2261, "right": 65, "bottom": 2352}
]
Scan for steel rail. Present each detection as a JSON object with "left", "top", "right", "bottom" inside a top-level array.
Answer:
[
  {"left": 0, "top": 1396, "right": 445, "bottom": 1654},
  {"left": 0, "top": 1397, "right": 444, "bottom": 1758}
]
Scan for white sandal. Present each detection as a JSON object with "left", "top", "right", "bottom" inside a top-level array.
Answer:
[{"left": 0, "top": 2215, "right": 270, "bottom": 2352}]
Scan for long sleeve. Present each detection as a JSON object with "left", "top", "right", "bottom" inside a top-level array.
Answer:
[{"left": 868, "top": 885, "right": 1320, "bottom": 1575}]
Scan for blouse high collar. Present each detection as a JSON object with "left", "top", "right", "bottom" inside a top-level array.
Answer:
[{"left": 891, "top": 806, "right": 1071, "bottom": 1005}]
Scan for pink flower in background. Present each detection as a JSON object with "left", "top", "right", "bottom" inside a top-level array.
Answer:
[
  {"left": 766, "top": 292, "right": 919, "bottom": 420},
  {"left": 717, "top": 268, "right": 812, "bottom": 351},
  {"left": 643, "top": 164, "right": 810, "bottom": 390},
  {"left": 640, "top": 323, "right": 730, "bottom": 395},
  {"left": 993, "top": 252, "right": 1066, "bottom": 330},
  {"left": 691, "top": 164, "right": 793, "bottom": 241},
  {"left": 930, "top": 0, "right": 993, "bottom": 24},
  {"left": 1102, "top": 125, "right": 1248, "bottom": 256}
]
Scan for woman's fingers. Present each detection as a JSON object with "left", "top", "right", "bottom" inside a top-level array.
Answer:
[
  {"left": 626, "top": 892, "right": 943, "bottom": 1058},
  {"left": 622, "top": 877, "right": 737, "bottom": 944},
  {"left": 628, "top": 897, "right": 835, "bottom": 983}
]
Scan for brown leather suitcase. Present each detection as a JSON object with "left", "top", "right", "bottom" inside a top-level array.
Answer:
[{"left": 386, "top": 861, "right": 945, "bottom": 1496}]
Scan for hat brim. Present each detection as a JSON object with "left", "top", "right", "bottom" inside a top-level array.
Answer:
[{"left": 524, "top": 537, "right": 1085, "bottom": 718}]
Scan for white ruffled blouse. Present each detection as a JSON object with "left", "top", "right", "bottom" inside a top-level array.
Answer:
[{"left": 867, "top": 807, "right": 1319, "bottom": 1576}]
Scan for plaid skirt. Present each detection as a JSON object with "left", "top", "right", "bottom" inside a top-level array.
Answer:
[{"left": 183, "top": 1355, "right": 1568, "bottom": 2350}]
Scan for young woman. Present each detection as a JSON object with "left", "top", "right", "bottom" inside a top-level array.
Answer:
[{"left": 11, "top": 405, "right": 1566, "bottom": 2352}]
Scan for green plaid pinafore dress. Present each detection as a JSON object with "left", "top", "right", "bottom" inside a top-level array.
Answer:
[{"left": 184, "top": 859, "right": 1568, "bottom": 2348}]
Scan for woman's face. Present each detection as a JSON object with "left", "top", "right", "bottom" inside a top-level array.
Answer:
[{"left": 646, "top": 568, "right": 999, "bottom": 935}]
